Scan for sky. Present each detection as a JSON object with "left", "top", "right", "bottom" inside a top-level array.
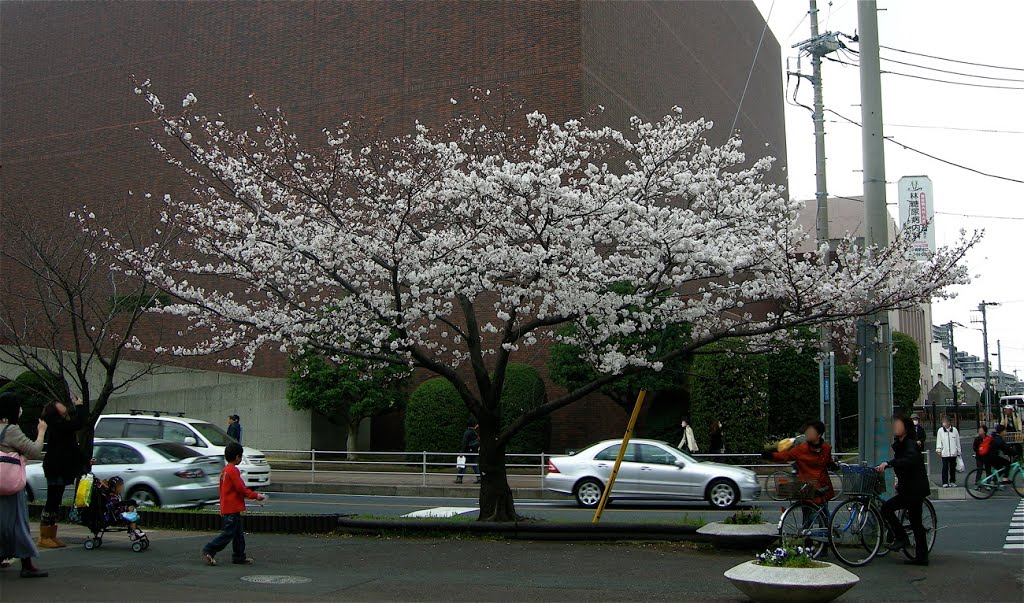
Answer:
[{"left": 752, "top": 0, "right": 1024, "bottom": 380}]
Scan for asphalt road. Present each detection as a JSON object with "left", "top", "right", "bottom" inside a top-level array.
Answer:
[{"left": 1, "top": 520, "right": 1020, "bottom": 602}]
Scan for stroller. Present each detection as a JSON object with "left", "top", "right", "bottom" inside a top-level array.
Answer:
[{"left": 71, "top": 474, "right": 150, "bottom": 553}]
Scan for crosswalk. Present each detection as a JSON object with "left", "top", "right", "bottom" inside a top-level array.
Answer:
[{"left": 1006, "top": 499, "right": 1024, "bottom": 550}]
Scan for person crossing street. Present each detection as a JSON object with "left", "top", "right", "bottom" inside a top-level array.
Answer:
[{"left": 935, "top": 416, "right": 962, "bottom": 488}]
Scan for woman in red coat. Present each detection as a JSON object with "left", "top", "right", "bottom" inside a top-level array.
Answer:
[{"left": 763, "top": 420, "right": 836, "bottom": 505}]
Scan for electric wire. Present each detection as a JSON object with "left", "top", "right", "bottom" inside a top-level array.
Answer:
[
  {"left": 878, "top": 45, "right": 1024, "bottom": 73},
  {"left": 845, "top": 48, "right": 1024, "bottom": 83},
  {"left": 730, "top": 0, "right": 775, "bottom": 136}
]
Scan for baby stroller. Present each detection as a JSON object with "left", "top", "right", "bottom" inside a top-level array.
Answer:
[{"left": 71, "top": 474, "right": 150, "bottom": 553}]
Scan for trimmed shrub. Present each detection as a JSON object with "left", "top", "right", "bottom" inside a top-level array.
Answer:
[
  {"left": 689, "top": 341, "right": 770, "bottom": 454},
  {"left": 499, "top": 364, "right": 550, "bottom": 454},
  {"left": 892, "top": 331, "right": 921, "bottom": 414},
  {"left": 404, "top": 378, "right": 469, "bottom": 453},
  {"left": 765, "top": 342, "right": 821, "bottom": 441}
]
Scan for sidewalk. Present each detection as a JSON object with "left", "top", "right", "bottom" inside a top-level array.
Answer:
[{"left": 3, "top": 523, "right": 1021, "bottom": 602}]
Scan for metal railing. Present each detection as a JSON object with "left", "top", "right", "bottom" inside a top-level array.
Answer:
[{"left": 260, "top": 449, "right": 863, "bottom": 486}]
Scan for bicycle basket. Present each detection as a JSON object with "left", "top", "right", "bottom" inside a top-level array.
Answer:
[
  {"left": 778, "top": 479, "right": 819, "bottom": 500},
  {"left": 841, "top": 464, "right": 880, "bottom": 496}
]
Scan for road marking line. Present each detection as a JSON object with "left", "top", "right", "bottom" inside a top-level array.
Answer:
[
  {"left": 402, "top": 507, "right": 478, "bottom": 518},
  {"left": 1004, "top": 544, "right": 1024, "bottom": 550}
]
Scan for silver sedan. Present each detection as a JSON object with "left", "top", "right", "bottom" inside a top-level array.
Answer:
[
  {"left": 543, "top": 438, "right": 761, "bottom": 509},
  {"left": 26, "top": 439, "right": 223, "bottom": 509}
]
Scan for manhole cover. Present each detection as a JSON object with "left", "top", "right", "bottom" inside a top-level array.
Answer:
[{"left": 241, "top": 575, "right": 312, "bottom": 585}]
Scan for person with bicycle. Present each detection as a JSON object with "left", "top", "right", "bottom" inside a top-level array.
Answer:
[
  {"left": 986, "top": 424, "right": 1014, "bottom": 482},
  {"left": 876, "top": 415, "right": 930, "bottom": 566},
  {"left": 762, "top": 420, "right": 836, "bottom": 505}
]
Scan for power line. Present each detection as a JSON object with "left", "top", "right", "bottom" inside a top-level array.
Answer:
[
  {"left": 845, "top": 47, "right": 1024, "bottom": 83},
  {"left": 730, "top": 0, "right": 775, "bottom": 135},
  {"left": 878, "top": 44, "right": 1024, "bottom": 73},
  {"left": 935, "top": 211, "right": 1024, "bottom": 222},
  {"left": 878, "top": 123, "right": 1024, "bottom": 136},
  {"left": 823, "top": 55, "right": 1024, "bottom": 90},
  {"left": 828, "top": 110, "right": 1024, "bottom": 185}
]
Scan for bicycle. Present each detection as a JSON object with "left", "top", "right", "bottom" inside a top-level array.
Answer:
[
  {"left": 965, "top": 459, "right": 1024, "bottom": 499},
  {"left": 777, "top": 481, "right": 834, "bottom": 558},
  {"left": 767, "top": 464, "right": 843, "bottom": 502},
  {"left": 828, "top": 464, "right": 937, "bottom": 567}
]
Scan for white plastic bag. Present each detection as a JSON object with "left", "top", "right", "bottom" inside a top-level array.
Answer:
[
  {"left": 456, "top": 455, "right": 467, "bottom": 470},
  {"left": 956, "top": 455, "right": 965, "bottom": 473}
]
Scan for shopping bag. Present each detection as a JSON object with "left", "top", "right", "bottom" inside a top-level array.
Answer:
[
  {"left": 456, "top": 455, "right": 467, "bottom": 470},
  {"left": 0, "top": 425, "right": 26, "bottom": 496},
  {"left": 956, "top": 455, "right": 965, "bottom": 473},
  {"left": 74, "top": 474, "right": 95, "bottom": 508}
]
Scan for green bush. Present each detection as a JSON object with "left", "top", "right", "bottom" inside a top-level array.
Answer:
[
  {"left": 0, "top": 369, "right": 70, "bottom": 439},
  {"left": 689, "top": 340, "right": 770, "bottom": 454},
  {"left": 892, "top": 331, "right": 921, "bottom": 414},
  {"left": 765, "top": 338, "right": 821, "bottom": 441},
  {"left": 404, "top": 378, "right": 469, "bottom": 453},
  {"left": 499, "top": 364, "right": 550, "bottom": 454}
]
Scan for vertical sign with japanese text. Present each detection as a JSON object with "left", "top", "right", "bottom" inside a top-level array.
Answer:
[{"left": 898, "top": 176, "right": 936, "bottom": 261}]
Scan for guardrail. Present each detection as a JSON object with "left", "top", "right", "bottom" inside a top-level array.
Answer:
[{"left": 261, "top": 449, "right": 863, "bottom": 485}]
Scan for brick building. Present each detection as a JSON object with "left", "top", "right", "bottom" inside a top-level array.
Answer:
[{"left": 1, "top": 1, "right": 787, "bottom": 452}]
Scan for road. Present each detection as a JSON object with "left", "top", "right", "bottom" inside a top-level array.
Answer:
[{"left": 1, "top": 518, "right": 1020, "bottom": 602}]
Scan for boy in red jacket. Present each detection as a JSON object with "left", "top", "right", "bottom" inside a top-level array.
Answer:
[{"left": 202, "top": 442, "right": 266, "bottom": 566}]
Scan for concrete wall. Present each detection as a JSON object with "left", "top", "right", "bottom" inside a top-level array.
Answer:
[{"left": 0, "top": 347, "right": 349, "bottom": 451}]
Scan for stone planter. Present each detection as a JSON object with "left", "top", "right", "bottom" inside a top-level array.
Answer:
[
  {"left": 697, "top": 522, "right": 778, "bottom": 550},
  {"left": 724, "top": 560, "right": 859, "bottom": 603}
]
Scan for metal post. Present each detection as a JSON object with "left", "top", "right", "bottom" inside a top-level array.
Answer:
[
  {"left": 592, "top": 390, "right": 647, "bottom": 524},
  {"left": 979, "top": 301, "right": 997, "bottom": 424},
  {"left": 311, "top": 449, "right": 316, "bottom": 484},
  {"left": 422, "top": 451, "right": 427, "bottom": 486},
  {"left": 998, "top": 340, "right": 1004, "bottom": 394},
  {"left": 857, "top": 0, "right": 892, "bottom": 470},
  {"left": 948, "top": 322, "right": 958, "bottom": 423}
]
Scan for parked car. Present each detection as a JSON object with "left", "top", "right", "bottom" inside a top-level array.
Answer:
[
  {"left": 543, "top": 439, "right": 761, "bottom": 509},
  {"left": 26, "top": 439, "right": 222, "bottom": 508},
  {"left": 94, "top": 413, "right": 272, "bottom": 488}
]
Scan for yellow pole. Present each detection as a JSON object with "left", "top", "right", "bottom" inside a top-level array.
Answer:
[{"left": 592, "top": 389, "right": 647, "bottom": 524}]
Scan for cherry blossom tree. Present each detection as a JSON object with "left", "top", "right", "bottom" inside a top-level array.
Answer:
[{"left": 87, "top": 82, "right": 978, "bottom": 521}]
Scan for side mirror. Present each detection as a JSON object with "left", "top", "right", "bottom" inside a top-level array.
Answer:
[
  {"left": 674, "top": 459, "right": 686, "bottom": 468},
  {"left": 183, "top": 437, "right": 197, "bottom": 446}
]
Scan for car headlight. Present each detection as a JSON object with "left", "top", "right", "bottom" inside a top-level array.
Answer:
[{"left": 744, "top": 473, "right": 758, "bottom": 484}]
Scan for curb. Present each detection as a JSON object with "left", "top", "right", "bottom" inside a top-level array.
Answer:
[
  {"left": 268, "top": 482, "right": 558, "bottom": 499},
  {"left": 29, "top": 504, "right": 339, "bottom": 534},
  {"left": 336, "top": 516, "right": 745, "bottom": 543}
]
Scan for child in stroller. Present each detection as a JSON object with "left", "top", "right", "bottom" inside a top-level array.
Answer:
[{"left": 76, "top": 475, "right": 150, "bottom": 552}]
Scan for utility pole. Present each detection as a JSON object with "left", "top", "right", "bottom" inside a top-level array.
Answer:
[
  {"left": 978, "top": 301, "right": 998, "bottom": 423},
  {"left": 997, "top": 340, "right": 1004, "bottom": 393},
  {"left": 947, "top": 322, "right": 958, "bottom": 420},
  {"left": 793, "top": 0, "right": 842, "bottom": 444},
  {"left": 856, "top": 0, "right": 893, "bottom": 468}
]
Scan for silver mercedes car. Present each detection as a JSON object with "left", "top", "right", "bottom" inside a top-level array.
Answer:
[
  {"left": 26, "top": 439, "right": 223, "bottom": 509},
  {"left": 544, "top": 438, "right": 761, "bottom": 509}
]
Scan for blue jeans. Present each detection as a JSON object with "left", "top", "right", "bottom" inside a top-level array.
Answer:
[{"left": 202, "top": 513, "right": 246, "bottom": 562}]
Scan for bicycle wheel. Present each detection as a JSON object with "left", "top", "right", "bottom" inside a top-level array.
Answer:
[
  {"left": 829, "top": 499, "right": 882, "bottom": 567},
  {"left": 965, "top": 468, "right": 996, "bottom": 500},
  {"left": 1012, "top": 466, "right": 1024, "bottom": 498},
  {"left": 767, "top": 471, "right": 793, "bottom": 502},
  {"left": 900, "top": 498, "right": 938, "bottom": 559},
  {"left": 778, "top": 502, "right": 828, "bottom": 558}
]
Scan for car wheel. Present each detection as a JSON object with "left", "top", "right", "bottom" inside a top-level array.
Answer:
[
  {"left": 574, "top": 478, "right": 604, "bottom": 508},
  {"left": 128, "top": 485, "right": 161, "bottom": 508},
  {"left": 706, "top": 479, "right": 739, "bottom": 509}
]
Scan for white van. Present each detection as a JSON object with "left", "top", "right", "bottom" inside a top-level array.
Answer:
[{"left": 94, "top": 412, "right": 272, "bottom": 488}]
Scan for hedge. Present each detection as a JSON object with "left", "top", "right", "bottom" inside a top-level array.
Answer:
[
  {"left": 499, "top": 364, "right": 550, "bottom": 454},
  {"left": 404, "top": 378, "right": 469, "bottom": 453},
  {"left": 688, "top": 341, "right": 770, "bottom": 454}
]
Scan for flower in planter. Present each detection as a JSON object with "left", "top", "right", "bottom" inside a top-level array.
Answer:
[{"left": 755, "top": 544, "right": 817, "bottom": 568}]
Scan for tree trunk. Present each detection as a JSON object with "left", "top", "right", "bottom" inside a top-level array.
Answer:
[
  {"left": 476, "top": 414, "right": 519, "bottom": 522},
  {"left": 345, "top": 421, "right": 359, "bottom": 461}
]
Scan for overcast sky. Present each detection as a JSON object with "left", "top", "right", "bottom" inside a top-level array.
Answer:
[{"left": 752, "top": 0, "right": 1023, "bottom": 380}]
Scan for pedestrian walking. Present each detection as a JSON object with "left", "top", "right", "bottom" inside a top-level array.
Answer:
[
  {"left": 709, "top": 420, "right": 724, "bottom": 454},
  {"left": 227, "top": 415, "right": 242, "bottom": 444},
  {"left": 935, "top": 416, "right": 962, "bottom": 487},
  {"left": 201, "top": 442, "right": 266, "bottom": 566},
  {"left": 876, "top": 415, "right": 930, "bottom": 566},
  {"left": 454, "top": 419, "right": 480, "bottom": 484},
  {"left": 677, "top": 419, "right": 698, "bottom": 455},
  {"left": 38, "top": 394, "right": 89, "bottom": 549},
  {"left": 911, "top": 413, "right": 926, "bottom": 451},
  {"left": 0, "top": 392, "right": 49, "bottom": 578}
]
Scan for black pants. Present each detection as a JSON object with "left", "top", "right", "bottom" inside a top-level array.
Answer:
[
  {"left": 987, "top": 455, "right": 1010, "bottom": 477},
  {"left": 42, "top": 478, "right": 66, "bottom": 525},
  {"left": 880, "top": 493, "right": 927, "bottom": 561},
  {"left": 940, "top": 456, "right": 957, "bottom": 485},
  {"left": 202, "top": 513, "right": 247, "bottom": 562}
]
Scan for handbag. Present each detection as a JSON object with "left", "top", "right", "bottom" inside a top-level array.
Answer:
[
  {"left": 0, "top": 425, "right": 28, "bottom": 496},
  {"left": 456, "top": 455, "right": 467, "bottom": 470},
  {"left": 956, "top": 454, "right": 965, "bottom": 473}
]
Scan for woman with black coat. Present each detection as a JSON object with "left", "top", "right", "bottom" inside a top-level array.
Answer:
[
  {"left": 876, "top": 415, "right": 931, "bottom": 566},
  {"left": 38, "top": 395, "right": 89, "bottom": 549}
]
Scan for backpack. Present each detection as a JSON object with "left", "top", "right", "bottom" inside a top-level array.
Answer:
[
  {"left": 0, "top": 425, "right": 28, "bottom": 496},
  {"left": 978, "top": 435, "right": 993, "bottom": 456}
]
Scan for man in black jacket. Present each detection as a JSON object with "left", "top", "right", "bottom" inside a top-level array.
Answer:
[
  {"left": 455, "top": 419, "right": 481, "bottom": 484},
  {"left": 877, "top": 415, "right": 931, "bottom": 566},
  {"left": 911, "top": 413, "right": 927, "bottom": 451}
]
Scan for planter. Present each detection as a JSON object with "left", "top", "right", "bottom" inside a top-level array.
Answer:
[
  {"left": 724, "top": 560, "right": 858, "bottom": 603},
  {"left": 697, "top": 522, "right": 778, "bottom": 550}
]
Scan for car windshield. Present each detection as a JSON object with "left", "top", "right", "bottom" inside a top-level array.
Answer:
[
  {"left": 148, "top": 442, "right": 201, "bottom": 461},
  {"left": 189, "top": 422, "right": 235, "bottom": 446}
]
